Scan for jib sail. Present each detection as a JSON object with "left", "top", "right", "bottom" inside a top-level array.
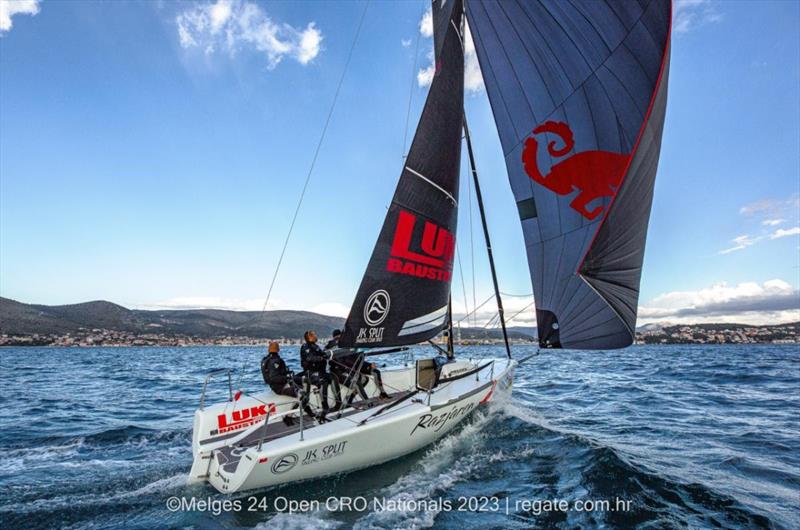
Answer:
[
  {"left": 338, "top": 0, "right": 464, "bottom": 348},
  {"left": 466, "top": 0, "right": 671, "bottom": 349}
]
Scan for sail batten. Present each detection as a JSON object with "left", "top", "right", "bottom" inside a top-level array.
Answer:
[
  {"left": 467, "top": 0, "right": 671, "bottom": 349},
  {"left": 339, "top": 0, "right": 464, "bottom": 349}
]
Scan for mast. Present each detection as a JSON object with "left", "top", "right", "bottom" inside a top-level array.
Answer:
[
  {"left": 463, "top": 115, "right": 511, "bottom": 359},
  {"left": 446, "top": 296, "right": 455, "bottom": 358}
]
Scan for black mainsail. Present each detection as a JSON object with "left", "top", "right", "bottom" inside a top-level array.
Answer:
[
  {"left": 466, "top": 0, "right": 671, "bottom": 349},
  {"left": 339, "top": 0, "right": 465, "bottom": 348}
]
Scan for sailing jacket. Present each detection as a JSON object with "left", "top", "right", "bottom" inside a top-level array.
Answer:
[
  {"left": 261, "top": 353, "right": 289, "bottom": 387},
  {"left": 300, "top": 342, "right": 328, "bottom": 373}
]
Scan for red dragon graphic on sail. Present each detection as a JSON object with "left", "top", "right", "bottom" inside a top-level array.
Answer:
[{"left": 521, "top": 121, "right": 631, "bottom": 220}]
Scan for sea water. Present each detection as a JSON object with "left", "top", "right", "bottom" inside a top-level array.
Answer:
[{"left": 0, "top": 345, "right": 797, "bottom": 529}]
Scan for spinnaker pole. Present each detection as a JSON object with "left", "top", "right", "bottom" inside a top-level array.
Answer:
[{"left": 463, "top": 115, "right": 511, "bottom": 359}]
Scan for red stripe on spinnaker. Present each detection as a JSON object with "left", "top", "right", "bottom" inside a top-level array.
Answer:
[{"left": 577, "top": 0, "right": 673, "bottom": 275}]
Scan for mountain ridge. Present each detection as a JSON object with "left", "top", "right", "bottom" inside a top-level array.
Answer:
[{"left": 0, "top": 297, "right": 537, "bottom": 341}]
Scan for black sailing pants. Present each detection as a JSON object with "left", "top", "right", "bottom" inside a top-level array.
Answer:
[{"left": 304, "top": 371, "right": 341, "bottom": 412}]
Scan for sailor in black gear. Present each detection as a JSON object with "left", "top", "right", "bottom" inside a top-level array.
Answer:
[
  {"left": 324, "top": 329, "right": 342, "bottom": 351},
  {"left": 325, "top": 329, "right": 367, "bottom": 405},
  {"left": 331, "top": 348, "right": 390, "bottom": 402},
  {"left": 300, "top": 330, "right": 342, "bottom": 420},
  {"left": 260, "top": 341, "right": 313, "bottom": 425}
]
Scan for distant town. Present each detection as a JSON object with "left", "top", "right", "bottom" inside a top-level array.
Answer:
[
  {"left": 1, "top": 321, "right": 797, "bottom": 347},
  {"left": 1, "top": 296, "right": 797, "bottom": 347},
  {"left": 634, "top": 322, "right": 798, "bottom": 345}
]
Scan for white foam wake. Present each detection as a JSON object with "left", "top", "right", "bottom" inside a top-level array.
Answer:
[{"left": 352, "top": 407, "right": 498, "bottom": 530}]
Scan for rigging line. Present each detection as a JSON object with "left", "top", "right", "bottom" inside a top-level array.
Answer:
[
  {"left": 482, "top": 312, "right": 500, "bottom": 329},
  {"left": 401, "top": 0, "right": 426, "bottom": 158},
  {"left": 455, "top": 244, "right": 470, "bottom": 328},
  {"left": 259, "top": 1, "right": 370, "bottom": 314},
  {"left": 466, "top": 136, "right": 476, "bottom": 327},
  {"left": 504, "top": 299, "right": 536, "bottom": 326},
  {"left": 455, "top": 292, "right": 495, "bottom": 324}
]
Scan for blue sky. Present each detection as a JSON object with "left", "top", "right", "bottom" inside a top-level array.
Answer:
[{"left": 1, "top": 0, "right": 798, "bottom": 326}]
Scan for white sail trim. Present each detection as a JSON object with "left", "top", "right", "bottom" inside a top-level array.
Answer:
[
  {"left": 405, "top": 167, "right": 457, "bottom": 205},
  {"left": 398, "top": 305, "right": 448, "bottom": 336}
]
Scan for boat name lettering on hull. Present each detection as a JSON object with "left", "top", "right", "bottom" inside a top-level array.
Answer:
[
  {"left": 302, "top": 441, "right": 348, "bottom": 466},
  {"left": 410, "top": 403, "right": 475, "bottom": 436}
]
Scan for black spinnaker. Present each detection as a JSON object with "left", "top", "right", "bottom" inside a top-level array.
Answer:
[
  {"left": 339, "top": 0, "right": 465, "bottom": 348},
  {"left": 466, "top": 0, "right": 672, "bottom": 349}
]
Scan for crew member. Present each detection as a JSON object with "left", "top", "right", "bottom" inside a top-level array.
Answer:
[
  {"left": 327, "top": 329, "right": 368, "bottom": 405},
  {"left": 300, "top": 330, "right": 342, "bottom": 420},
  {"left": 332, "top": 348, "right": 391, "bottom": 402},
  {"left": 260, "top": 341, "right": 313, "bottom": 426},
  {"left": 324, "top": 329, "right": 341, "bottom": 351}
]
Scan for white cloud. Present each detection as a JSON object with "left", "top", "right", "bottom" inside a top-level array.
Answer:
[
  {"left": 401, "top": 38, "right": 412, "bottom": 48},
  {"left": 417, "top": 52, "right": 436, "bottom": 87},
  {"left": 208, "top": 0, "right": 232, "bottom": 33},
  {"left": 770, "top": 226, "right": 800, "bottom": 239},
  {"left": 419, "top": 8, "right": 433, "bottom": 38},
  {"left": 673, "top": 0, "right": 722, "bottom": 34},
  {"left": 719, "top": 234, "right": 759, "bottom": 254},
  {"left": 176, "top": 0, "right": 323, "bottom": 69},
  {"left": 296, "top": 23, "right": 322, "bottom": 65},
  {"left": 415, "top": 9, "right": 484, "bottom": 94},
  {"left": 0, "top": 0, "right": 40, "bottom": 33},
  {"left": 144, "top": 296, "right": 275, "bottom": 311},
  {"left": 639, "top": 279, "right": 800, "bottom": 325},
  {"left": 463, "top": 22, "right": 484, "bottom": 93},
  {"left": 310, "top": 302, "right": 350, "bottom": 318},
  {"left": 719, "top": 195, "right": 800, "bottom": 254},
  {"left": 739, "top": 194, "right": 799, "bottom": 217}
]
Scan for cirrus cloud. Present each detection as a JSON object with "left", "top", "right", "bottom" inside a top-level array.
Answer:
[{"left": 719, "top": 194, "right": 800, "bottom": 254}]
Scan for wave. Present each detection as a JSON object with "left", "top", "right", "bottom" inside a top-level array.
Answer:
[
  {"left": 345, "top": 400, "right": 780, "bottom": 529},
  {"left": 353, "top": 407, "right": 502, "bottom": 529},
  {"left": 494, "top": 401, "right": 778, "bottom": 529},
  {"left": 257, "top": 513, "right": 342, "bottom": 530}
]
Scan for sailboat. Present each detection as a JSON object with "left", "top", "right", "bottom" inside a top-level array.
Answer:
[{"left": 187, "top": 0, "right": 671, "bottom": 494}]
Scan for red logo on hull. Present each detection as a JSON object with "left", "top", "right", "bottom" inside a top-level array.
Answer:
[
  {"left": 216, "top": 403, "right": 276, "bottom": 434},
  {"left": 521, "top": 121, "right": 631, "bottom": 220},
  {"left": 387, "top": 209, "right": 454, "bottom": 282}
]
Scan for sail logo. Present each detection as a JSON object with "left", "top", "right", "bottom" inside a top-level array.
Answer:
[
  {"left": 364, "top": 290, "right": 390, "bottom": 326},
  {"left": 521, "top": 121, "right": 631, "bottom": 220},
  {"left": 215, "top": 403, "right": 276, "bottom": 435},
  {"left": 387, "top": 209, "right": 455, "bottom": 282}
]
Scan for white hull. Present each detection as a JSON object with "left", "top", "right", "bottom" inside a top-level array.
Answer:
[{"left": 188, "top": 357, "right": 514, "bottom": 493}]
